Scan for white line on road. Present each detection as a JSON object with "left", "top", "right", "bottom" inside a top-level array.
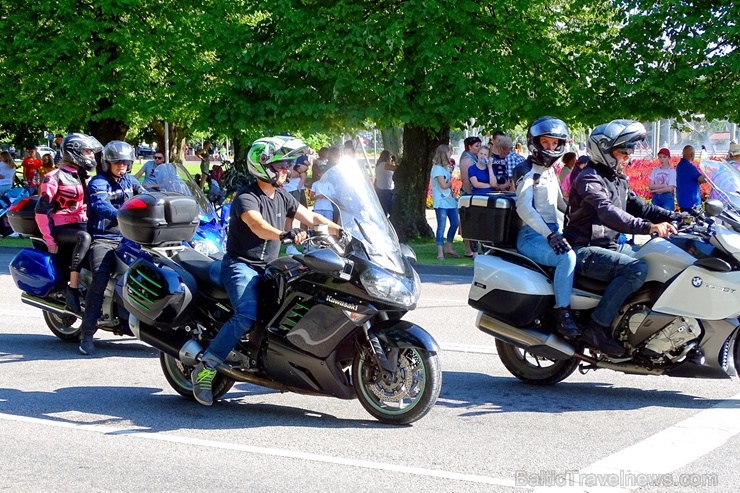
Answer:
[
  {"left": 0, "top": 412, "right": 521, "bottom": 488},
  {"left": 532, "top": 392, "right": 740, "bottom": 492}
]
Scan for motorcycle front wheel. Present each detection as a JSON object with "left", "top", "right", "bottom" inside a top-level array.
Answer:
[
  {"left": 159, "top": 352, "right": 236, "bottom": 402},
  {"left": 353, "top": 346, "right": 441, "bottom": 425},
  {"left": 43, "top": 311, "right": 81, "bottom": 341},
  {"left": 496, "top": 339, "right": 578, "bottom": 385}
]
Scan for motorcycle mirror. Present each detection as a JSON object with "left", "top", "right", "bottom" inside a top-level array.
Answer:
[
  {"left": 400, "top": 243, "right": 417, "bottom": 266},
  {"left": 301, "top": 249, "right": 346, "bottom": 275},
  {"left": 704, "top": 199, "right": 723, "bottom": 217}
]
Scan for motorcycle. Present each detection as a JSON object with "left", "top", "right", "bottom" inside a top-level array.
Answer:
[
  {"left": 465, "top": 158, "right": 740, "bottom": 385},
  {"left": 116, "top": 159, "right": 442, "bottom": 424},
  {"left": 7, "top": 166, "right": 224, "bottom": 342},
  {"left": 152, "top": 161, "right": 226, "bottom": 256},
  {"left": 0, "top": 186, "right": 31, "bottom": 236}
]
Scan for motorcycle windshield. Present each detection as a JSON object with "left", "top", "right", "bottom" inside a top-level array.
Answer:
[
  {"left": 153, "top": 162, "right": 217, "bottom": 222},
  {"left": 699, "top": 158, "right": 740, "bottom": 213},
  {"left": 319, "top": 158, "right": 406, "bottom": 274}
]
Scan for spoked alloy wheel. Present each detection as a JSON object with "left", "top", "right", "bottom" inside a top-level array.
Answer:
[
  {"left": 495, "top": 339, "right": 578, "bottom": 385},
  {"left": 159, "top": 352, "right": 235, "bottom": 401},
  {"left": 43, "top": 310, "right": 81, "bottom": 341},
  {"left": 352, "top": 346, "right": 441, "bottom": 425}
]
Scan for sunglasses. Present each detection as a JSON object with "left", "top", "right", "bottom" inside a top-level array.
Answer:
[
  {"left": 110, "top": 161, "right": 129, "bottom": 166},
  {"left": 154, "top": 156, "right": 164, "bottom": 160}
]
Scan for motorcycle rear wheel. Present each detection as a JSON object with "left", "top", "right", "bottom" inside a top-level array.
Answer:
[
  {"left": 353, "top": 346, "right": 441, "bottom": 425},
  {"left": 496, "top": 339, "right": 578, "bottom": 385},
  {"left": 43, "top": 311, "right": 81, "bottom": 341},
  {"left": 159, "top": 352, "right": 236, "bottom": 402}
]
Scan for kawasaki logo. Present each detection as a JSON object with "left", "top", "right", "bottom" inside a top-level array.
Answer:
[{"left": 326, "top": 295, "right": 358, "bottom": 311}]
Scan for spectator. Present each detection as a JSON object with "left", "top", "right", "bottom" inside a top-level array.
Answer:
[
  {"left": 459, "top": 136, "right": 482, "bottom": 257},
  {"left": 487, "top": 142, "right": 510, "bottom": 191},
  {"left": 648, "top": 148, "right": 677, "bottom": 211},
  {"left": 468, "top": 145, "right": 496, "bottom": 195},
  {"left": 514, "top": 142, "right": 524, "bottom": 155},
  {"left": 196, "top": 140, "right": 212, "bottom": 189},
  {"left": 207, "top": 172, "right": 225, "bottom": 206},
  {"left": 311, "top": 146, "right": 329, "bottom": 184},
  {"left": 134, "top": 151, "right": 165, "bottom": 190},
  {"left": 559, "top": 152, "right": 577, "bottom": 183},
  {"left": 676, "top": 145, "right": 706, "bottom": 212},
  {"left": 498, "top": 135, "right": 527, "bottom": 186},
  {"left": 53, "top": 134, "right": 64, "bottom": 165},
  {"left": 21, "top": 147, "right": 42, "bottom": 195},
  {"left": 561, "top": 155, "right": 589, "bottom": 200},
  {"left": 343, "top": 139, "right": 355, "bottom": 159},
  {"left": 0, "top": 151, "right": 16, "bottom": 199},
  {"left": 38, "top": 154, "right": 55, "bottom": 181},
  {"left": 430, "top": 145, "right": 460, "bottom": 259},
  {"left": 310, "top": 162, "right": 335, "bottom": 221},
  {"left": 374, "top": 150, "right": 397, "bottom": 216}
]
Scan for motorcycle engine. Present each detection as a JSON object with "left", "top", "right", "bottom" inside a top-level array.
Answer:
[{"left": 629, "top": 313, "right": 702, "bottom": 365}]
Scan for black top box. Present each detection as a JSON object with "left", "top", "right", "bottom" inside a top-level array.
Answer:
[
  {"left": 118, "top": 192, "right": 199, "bottom": 246},
  {"left": 7, "top": 196, "right": 41, "bottom": 237},
  {"left": 458, "top": 192, "right": 522, "bottom": 247}
]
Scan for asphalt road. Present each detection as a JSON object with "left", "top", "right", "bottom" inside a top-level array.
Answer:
[{"left": 1, "top": 252, "right": 739, "bottom": 492}]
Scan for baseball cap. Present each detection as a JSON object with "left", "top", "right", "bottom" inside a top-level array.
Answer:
[
  {"left": 658, "top": 148, "right": 671, "bottom": 157},
  {"left": 576, "top": 155, "right": 589, "bottom": 165}
]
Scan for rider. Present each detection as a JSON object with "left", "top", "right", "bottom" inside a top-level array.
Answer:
[
  {"left": 78, "top": 141, "right": 143, "bottom": 355},
  {"left": 515, "top": 117, "right": 579, "bottom": 338},
  {"left": 191, "top": 136, "right": 342, "bottom": 406},
  {"left": 564, "top": 120, "right": 683, "bottom": 357},
  {"left": 34, "top": 133, "right": 99, "bottom": 314}
]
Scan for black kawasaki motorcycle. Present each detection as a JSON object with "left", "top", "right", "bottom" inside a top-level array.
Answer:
[{"left": 116, "top": 160, "right": 442, "bottom": 424}]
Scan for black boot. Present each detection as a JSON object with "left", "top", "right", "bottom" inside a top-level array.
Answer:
[
  {"left": 581, "top": 320, "right": 626, "bottom": 357},
  {"left": 66, "top": 286, "right": 82, "bottom": 315},
  {"left": 555, "top": 307, "right": 581, "bottom": 338}
]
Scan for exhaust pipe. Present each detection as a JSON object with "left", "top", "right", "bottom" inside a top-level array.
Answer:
[
  {"left": 21, "top": 292, "right": 79, "bottom": 318},
  {"left": 129, "top": 315, "right": 203, "bottom": 366},
  {"left": 476, "top": 311, "right": 575, "bottom": 360}
]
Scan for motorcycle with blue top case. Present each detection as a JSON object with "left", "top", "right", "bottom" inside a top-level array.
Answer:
[{"left": 119, "top": 159, "right": 442, "bottom": 424}]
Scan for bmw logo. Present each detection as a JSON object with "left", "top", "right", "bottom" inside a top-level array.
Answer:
[{"left": 692, "top": 276, "right": 703, "bottom": 288}]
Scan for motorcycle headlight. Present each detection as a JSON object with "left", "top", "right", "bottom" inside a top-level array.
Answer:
[
  {"left": 360, "top": 266, "right": 420, "bottom": 308},
  {"left": 191, "top": 239, "right": 220, "bottom": 256}
]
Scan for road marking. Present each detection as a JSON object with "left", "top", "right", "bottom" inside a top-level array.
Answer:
[
  {"left": 531, "top": 392, "right": 740, "bottom": 492},
  {"left": 440, "top": 342, "right": 497, "bottom": 355},
  {"left": 0, "top": 309, "right": 43, "bottom": 319},
  {"left": 0, "top": 411, "right": 521, "bottom": 488}
]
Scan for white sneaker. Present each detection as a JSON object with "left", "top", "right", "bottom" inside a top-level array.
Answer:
[{"left": 286, "top": 245, "right": 301, "bottom": 256}]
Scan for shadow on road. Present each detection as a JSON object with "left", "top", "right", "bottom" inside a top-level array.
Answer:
[
  {"left": 0, "top": 333, "right": 157, "bottom": 362},
  {"left": 436, "top": 370, "right": 740, "bottom": 416}
]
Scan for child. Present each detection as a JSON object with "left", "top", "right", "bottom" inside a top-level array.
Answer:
[
  {"left": 486, "top": 144, "right": 510, "bottom": 191},
  {"left": 649, "top": 148, "right": 676, "bottom": 211},
  {"left": 38, "top": 154, "right": 56, "bottom": 181}
]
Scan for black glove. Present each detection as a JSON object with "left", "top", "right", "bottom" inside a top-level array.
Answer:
[
  {"left": 279, "top": 228, "right": 303, "bottom": 243},
  {"left": 339, "top": 228, "right": 352, "bottom": 245},
  {"left": 672, "top": 211, "right": 692, "bottom": 224},
  {"left": 547, "top": 232, "right": 571, "bottom": 255}
]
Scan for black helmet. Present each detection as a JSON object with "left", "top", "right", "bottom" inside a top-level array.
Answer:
[
  {"left": 101, "top": 141, "right": 135, "bottom": 173},
  {"left": 247, "top": 136, "right": 307, "bottom": 187},
  {"left": 587, "top": 120, "right": 646, "bottom": 171},
  {"left": 61, "top": 133, "right": 102, "bottom": 171},
  {"left": 527, "top": 116, "right": 569, "bottom": 167}
]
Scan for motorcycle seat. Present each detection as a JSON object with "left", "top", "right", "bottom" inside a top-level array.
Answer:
[
  {"left": 172, "top": 249, "right": 228, "bottom": 299},
  {"left": 572, "top": 275, "right": 610, "bottom": 294}
]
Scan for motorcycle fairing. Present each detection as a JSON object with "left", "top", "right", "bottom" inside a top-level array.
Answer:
[
  {"left": 634, "top": 237, "right": 706, "bottom": 283},
  {"left": 368, "top": 319, "right": 441, "bottom": 353},
  {"left": 653, "top": 265, "right": 740, "bottom": 319}
]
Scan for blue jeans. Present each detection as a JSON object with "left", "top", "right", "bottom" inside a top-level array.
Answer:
[
  {"left": 652, "top": 193, "right": 675, "bottom": 211},
  {"left": 517, "top": 225, "right": 575, "bottom": 308},
  {"left": 435, "top": 207, "right": 459, "bottom": 246},
  {"left": 202, "top": 254, "right": 261, "bottom": 364},
  {"left": 574, "top": 244, "right": 647, "bottom": 327}
]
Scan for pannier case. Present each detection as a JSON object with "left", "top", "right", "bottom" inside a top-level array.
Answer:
[
  {"left": 7, "top": 196, "right": 41, "bottom": 237},
  {"left": 118, "top": 192, "right": 199, "bottom": 246},
  {"left": 458, "top": 192, "right": 521, "bottom": 247}
]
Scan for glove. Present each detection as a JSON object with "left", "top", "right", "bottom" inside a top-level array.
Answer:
[
  {"left": 279, "top": 228, "right": 303, "bottom": 243},
  {"left": 338, "top": 228, "right": 352, "bottom": 246},
  {"left": 547, "top": 232, "right": 571, "bottom": 255},
  {"left": 672, "top": 211, "right": 692, "bottom": 224}
]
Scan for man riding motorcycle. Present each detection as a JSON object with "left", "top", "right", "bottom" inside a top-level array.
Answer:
[{"left": 564, "top": 120, "right": 684, "bottom": 357}]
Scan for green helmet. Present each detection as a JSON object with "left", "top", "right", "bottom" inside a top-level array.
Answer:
[{"left": 247, "top": 136, "right": 307, "bottom": 187}]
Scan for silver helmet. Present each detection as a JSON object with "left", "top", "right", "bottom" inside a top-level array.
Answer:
[{"left": 587, "top": 120, "right": 646, "bottom": 171}]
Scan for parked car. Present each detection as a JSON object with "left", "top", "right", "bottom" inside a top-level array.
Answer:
[
  {"left": 137, "top": 145, "right": 154, "bottom": 159},
  {"left": 36, "top": 146, "right": 55, "bottom": 160}
]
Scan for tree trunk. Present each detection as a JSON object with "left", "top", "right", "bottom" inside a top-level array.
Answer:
[
  {"left": 380, "top": 127, "right": 403, "bottom": 157},
  {"left": 88, "top": 118, "right": 128, "bottom": 146},
  {"left": 390, "top": 123, "right": 450, "bottom": 242},
  {"left": 151, "top": 120, "right": 188, "bottom": 163}
]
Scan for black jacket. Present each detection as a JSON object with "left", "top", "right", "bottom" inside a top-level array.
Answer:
[{"left": 564, "top": 160, "right": 678, "bottom": 249}]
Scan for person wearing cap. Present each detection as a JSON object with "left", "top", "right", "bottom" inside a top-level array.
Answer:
[
  {"left": 675, "top": 145, "right": 707, "bottom": 212},
  {"left": 648, "top": 148, "right": 677, "bottom": 211}
]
